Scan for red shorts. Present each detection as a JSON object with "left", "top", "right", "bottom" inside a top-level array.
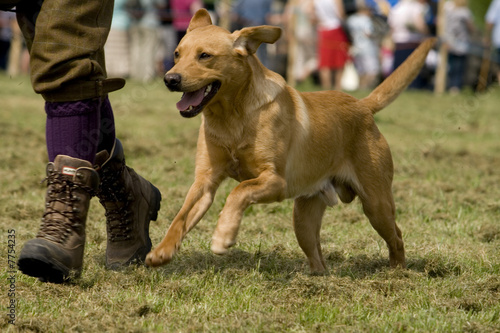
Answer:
[{"left": 318, "top": 27, "right": 350, "bottom": 69}]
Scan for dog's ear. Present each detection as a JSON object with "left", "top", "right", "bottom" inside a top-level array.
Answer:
[
  {"left": 233, "top": 26, "right": 282, "bottom": 56},
  {"left": 187, "top": 9, "right": 213, "bottom": 33}
]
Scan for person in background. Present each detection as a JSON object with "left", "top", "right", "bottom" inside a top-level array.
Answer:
[
  {"left": 0, "top": 0, "right": 162, "bottom": 283},
  {"left": 171, "top": 0, "right": 203, "bottom": 46},
  {"left": 388, "top": 0, "right": 429, "bottom": 89},
  {"left": 486, "top": 0, "right": 500, "bottom": 84},
  {"left": 0, "top": 9, "right": 13, "bottom": 70},
  {"left": 444, "top": 0, "right": 474, "bottom": 93},
  {"left": 312, "top": 0, "right": 349, "bottom": 90},
  {"left": 232, "top": 0, "right": 273, "bottom": 68},
  {"left": 284, "top": 0, "right": 317, "bottom": 84},
  {"left": 157, "top": 0, "right": 177, "bottom": 73},
  {"left": 5, "top": 16, "right": 28, "bottom": 76},
  {"left": 105, "top": 0, "right": 132, "bottom": 78},
  {"left": 347, "top": 4, "right": 380, "bottom": 89},
  {"left": 128, "top": 0, "right": 164, "bottom": 82}
]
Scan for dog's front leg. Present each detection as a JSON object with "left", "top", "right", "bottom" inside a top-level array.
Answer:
[
  {"left": 211, "top": 171, "right": 286, "bottom": 254},
  {"left": 146, "top": 177, "right": 221, "bottom": 267}
]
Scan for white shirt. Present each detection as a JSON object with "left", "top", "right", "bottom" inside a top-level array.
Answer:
[
  {"left": 445, "top": 2, "right": 473, "bottom": 55},
  {"left": 314, "top": 0, "right": 342, "bottom": 30},
  {"left": 486, "top": 0, "right": 500, "bottom": 48},
  {"left": 347, "top": 13, "right": 378, "bottom": 56},
  {"left": 388, "top": 0, "right": 428, "bottom": 44}
]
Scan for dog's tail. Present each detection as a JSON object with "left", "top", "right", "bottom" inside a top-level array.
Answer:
[{"left": 360, "top": 38, "right": 437, "bottom": 114}]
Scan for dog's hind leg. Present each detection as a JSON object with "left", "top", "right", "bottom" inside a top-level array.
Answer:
[
  {"left": 358, "top": 176, "right": 405, "bottom": 268},
  {"left": 293, "top": 194, "right": 327, "bottom": 274}
]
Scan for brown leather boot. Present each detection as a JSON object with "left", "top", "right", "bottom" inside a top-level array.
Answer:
[
  {"left": 17, "top": 155, "right": 99, "bottom": 283},
  {"left": 94, "top": 139, "right": 161, "bottom": 270}
]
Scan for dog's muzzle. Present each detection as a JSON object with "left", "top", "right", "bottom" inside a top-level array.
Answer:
[{"left": 164, "top": 73, "right": 182, "bottom": 92}]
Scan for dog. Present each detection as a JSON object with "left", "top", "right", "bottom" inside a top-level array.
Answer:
[{"left": 146, "top": 9, "right": 436, "bottom": 273}]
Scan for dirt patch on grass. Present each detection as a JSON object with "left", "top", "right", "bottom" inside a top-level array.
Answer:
[{"left": 477, "top": 224, "right": 500, "bottom": 243}]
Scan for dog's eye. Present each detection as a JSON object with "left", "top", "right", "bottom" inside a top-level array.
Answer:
[
  {"left": 174, "top": 51, "right": 180, "bottom": 59},
  {"left": 199, "top": 52, "right": 212, "bottom": 60}
]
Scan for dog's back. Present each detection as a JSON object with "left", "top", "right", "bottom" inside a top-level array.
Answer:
[{"left": 283, "top": 38, "right": 436, "bottom": 201}]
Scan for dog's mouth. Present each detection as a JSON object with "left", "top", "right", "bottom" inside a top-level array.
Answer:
[{"left": 176, "top": 81, "right": 221, "bottom": 118}]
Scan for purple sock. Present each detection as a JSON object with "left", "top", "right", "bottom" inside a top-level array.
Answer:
[
  {"left": 45, "top": 99, "right": 101, "bottom": 163},
  {"left": 97, "top": 97, "right": 116, "bottom": 154}
]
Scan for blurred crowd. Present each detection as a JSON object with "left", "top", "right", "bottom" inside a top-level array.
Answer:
[{"left": 1, "top": 0, "right": 499, "bottom": 92}]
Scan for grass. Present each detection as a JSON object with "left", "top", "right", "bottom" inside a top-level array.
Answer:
[{"left": 1, "top": 73, "right": 499, "bottom": 332}]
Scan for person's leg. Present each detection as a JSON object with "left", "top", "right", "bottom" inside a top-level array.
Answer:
[
  {"left": 16, "top": 0, "right": 116, "bottom": 283},
  {"left": 94, "top": 97, "right": 161, "bottom": 270},
  {"left": 495, "top": 48, "right": 500, "bottom": 84},
  {"left": 45, "top": 99, "right": 101, "bottom": 163},
  {"left": 333, "top": 68, "right": 344, "bottom": 91},
  {"left": 394, "top": 45, "right": 425, "bottom": 89},
  {"left": 0, "top": 39, "right": 10, "bottom": 70},
  {"left": 94, "top": 137, "right": 162, "bottom": 270},
  {"left": 144, "top": 27, "right": 159, "bottom": 81},
  {"left": 363, "top": 51, "right": 381, "bottom": 89},
  {"left": 16, "top": 0, "right": 160, "bottom": 282},
  {"left": 17, "top": 154, "right": 99, "bottom": 283},
  {"left": 45, "top": 95, "right": 117, "bottom": 163},
  {"left": 319, "top": 67, "right": 332, "bottom": 90},
  {"left": 447, "top": 53, "right": 460, "bottom": 92},
  {"left": 16, "top": 0, "right": 124, "bottom": 101},
  {"left": 97, "top": 96, "right": 116, "bottom": 154},
  {"left": 129, "top": 24, "right": 142, "bottom": 81}
]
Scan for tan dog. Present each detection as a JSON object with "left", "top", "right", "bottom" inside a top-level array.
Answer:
[{"left": 146, "top": 9, "right": 436, "bottom": 273}]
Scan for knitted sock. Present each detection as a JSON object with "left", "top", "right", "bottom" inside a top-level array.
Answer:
[
  {"left": 45, "top": 99, "right": 101, "bottom": 163},
  {"left": 97, "top": 96, "right": 116, "bottom": 154}
]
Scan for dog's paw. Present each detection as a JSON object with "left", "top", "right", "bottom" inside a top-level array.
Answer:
[
  {"left": 211, "top": 236, "right": 235, "bottom": 255},
  {"left": 145, "top": 247, "right": 174, "bottom": 267}
]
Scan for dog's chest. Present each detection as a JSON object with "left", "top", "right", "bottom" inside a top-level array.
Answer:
[{"left": 224, "top": 145, "right": 258, "bottom": 182}]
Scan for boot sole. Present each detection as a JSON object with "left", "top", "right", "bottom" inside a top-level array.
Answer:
[
  {"left": 17, "top": 241, "right": 82, "bottom": 283},
  {"left": 18, "top": 255, "right": 77, "bottom": 284}
]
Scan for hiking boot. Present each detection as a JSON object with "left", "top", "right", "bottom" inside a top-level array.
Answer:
[
  {"left": 94, "top": 139, "right": 161, "bottom": 270},
  {"left": 18, "top": 156, "right": 99, "bottom": 283}
]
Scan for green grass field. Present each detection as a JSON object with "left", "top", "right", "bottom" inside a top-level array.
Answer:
[{"left": 1, "top": 73, "right": 499, "bottom": 332}]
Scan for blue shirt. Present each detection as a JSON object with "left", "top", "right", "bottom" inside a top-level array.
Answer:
[
  {"left": 111, "top": 0, "right": 131, "bottom": 30},
  {"left": 234, "top": 0, "right": 272, "bottom": 26}
]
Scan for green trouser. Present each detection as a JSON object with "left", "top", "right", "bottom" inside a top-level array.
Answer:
[{"left": 2, "top": 0, "right": 124, "bottom": 102}]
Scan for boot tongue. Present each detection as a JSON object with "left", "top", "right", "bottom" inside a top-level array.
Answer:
[
  {"left": 52, "top": 155, "right": 92, "bottom": 180},
  {"left": 176, "top": 86, "right": 205, "bottom": 111}
]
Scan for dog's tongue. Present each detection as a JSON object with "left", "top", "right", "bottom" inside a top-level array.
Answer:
[{"left": 176, "top": 87, "right": 205, "bottom": 111}]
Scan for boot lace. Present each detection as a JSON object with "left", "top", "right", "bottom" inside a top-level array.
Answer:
[
  {"left": 38, "top": 169, "right": 95, "bottom": 244},
  {"left": 98, "top": 164, "right": 134, "bottom": 242}
]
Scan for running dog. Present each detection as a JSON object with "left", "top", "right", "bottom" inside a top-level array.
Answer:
[{"left": 146, "top": 9, "right": 436, "bottom": 273}]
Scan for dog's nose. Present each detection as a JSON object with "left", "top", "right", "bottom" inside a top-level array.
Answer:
[{"left": 164, "top": 73, "right": 182, "bottom": 91}]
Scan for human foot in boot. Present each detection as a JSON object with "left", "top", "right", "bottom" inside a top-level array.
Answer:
[
  {"left": 95, "top": 139, "right": 162, "bottom": 270},
  {"left": 18, "top": 156, "right": 99, "bottom": 283}
]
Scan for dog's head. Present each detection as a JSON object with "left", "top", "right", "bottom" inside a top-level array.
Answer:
[{"left": 164, "top": 9, "right": 282, "bottom": 118}]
